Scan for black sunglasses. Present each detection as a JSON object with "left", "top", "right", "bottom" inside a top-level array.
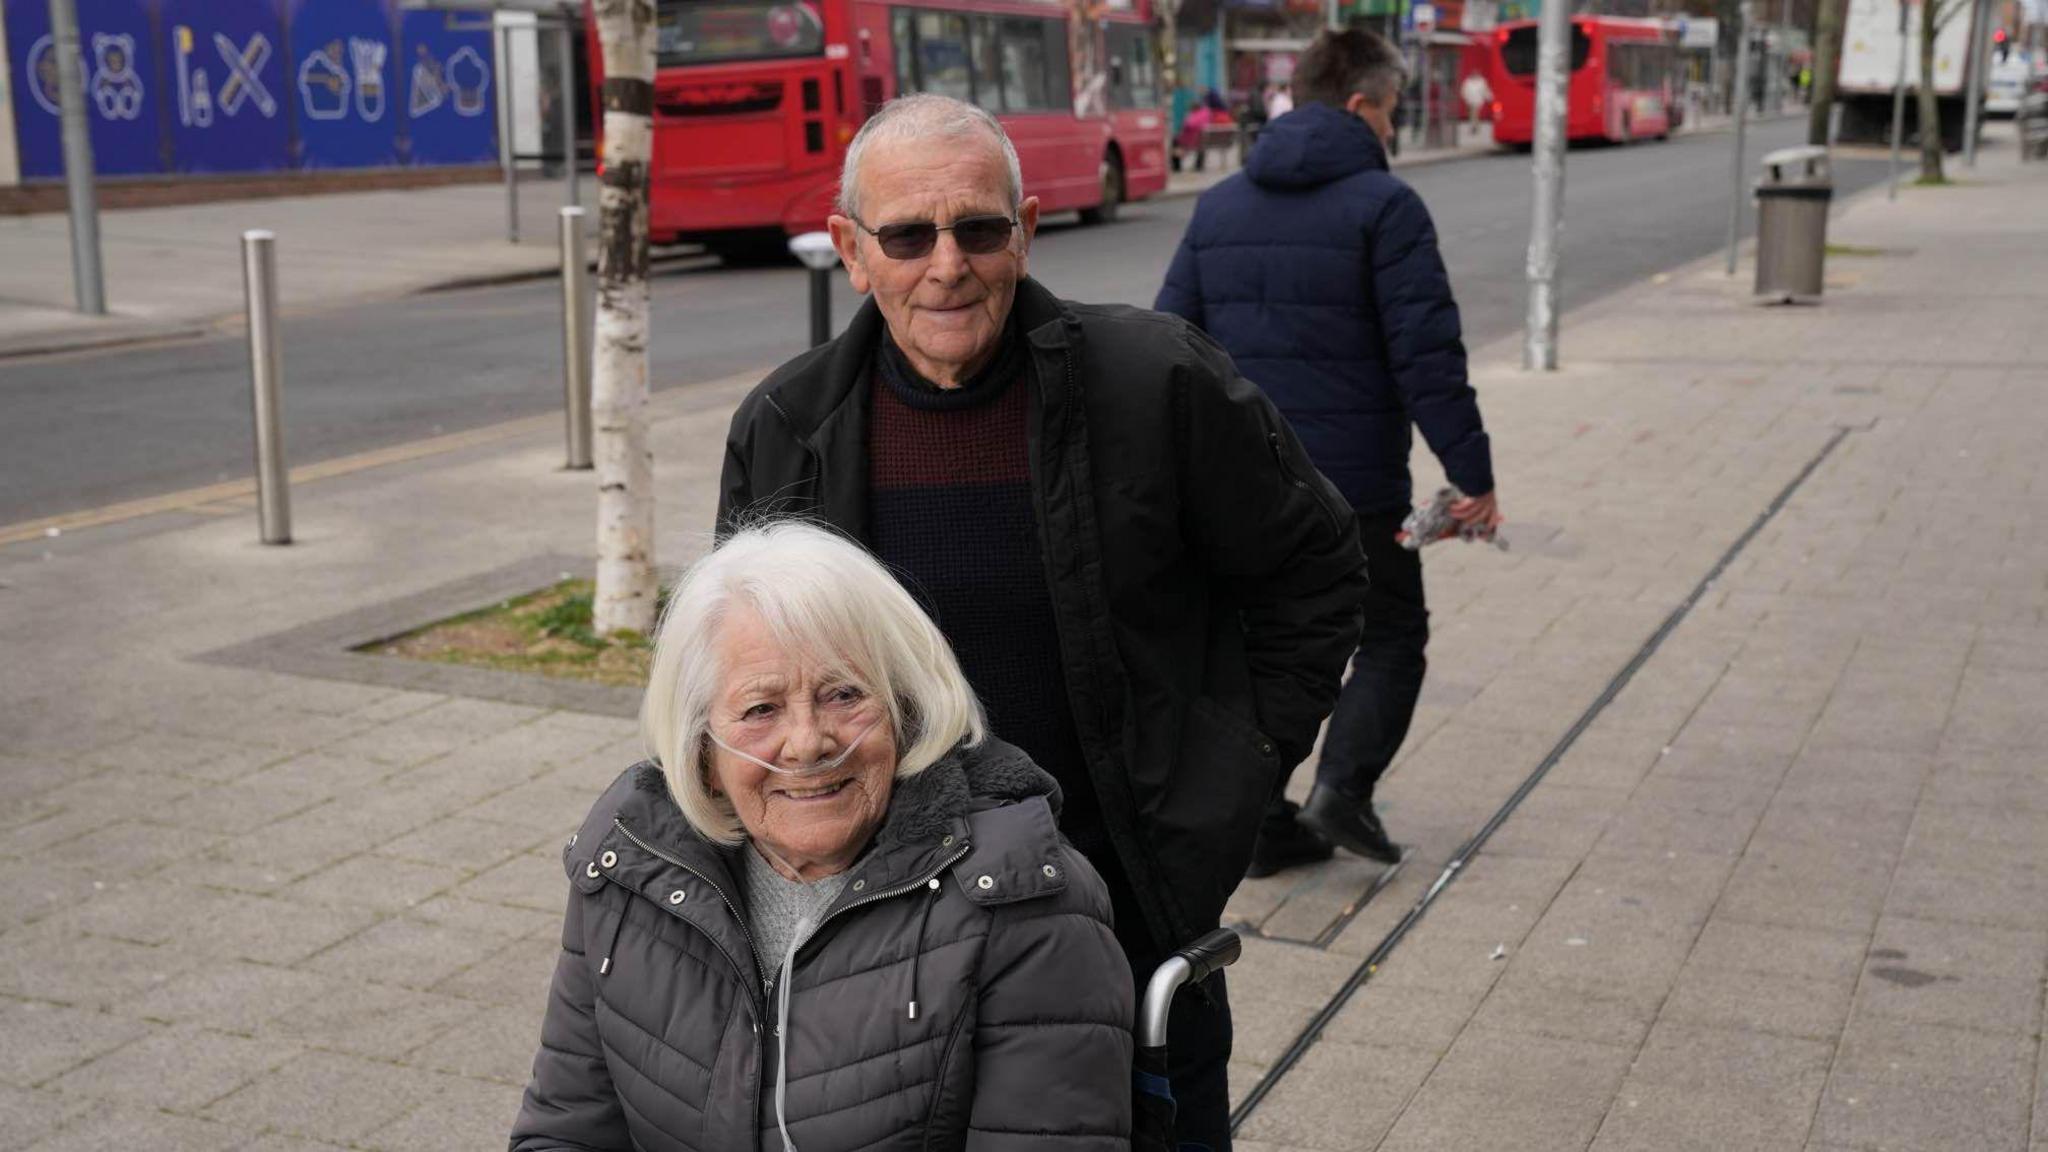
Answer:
[{"left": 853, "top": 214, "right": 1016, "bottom": 260}]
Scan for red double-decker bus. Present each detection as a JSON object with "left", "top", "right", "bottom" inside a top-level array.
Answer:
[
  {"left": 1487, "top": 16, "right": 1678, "bottom": 147},
  {"left": 593, "top": 0, "right": 1169, "bottom": 259}
]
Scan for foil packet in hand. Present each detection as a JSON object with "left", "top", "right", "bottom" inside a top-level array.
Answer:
[{"left": 1400, "top": 486, "right": 1508, "bottom": 553}]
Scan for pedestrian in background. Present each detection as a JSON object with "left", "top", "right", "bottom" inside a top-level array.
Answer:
[
  {"left": 718, "top": 94, "right": 1369, "bottom": 1150},
  {"left": 1266, "top": 80, "right": 1295, "bottom": 120},
  {"left": 1156, "top": 28, "right": 1501, "bottom": 878}
]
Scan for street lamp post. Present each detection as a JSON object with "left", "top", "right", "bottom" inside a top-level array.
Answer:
[
  {"left": 1888, "top": 0, "right": 1908, "bottom": 198},
  {"left": 1726, "top": 1, "right": 1755, "bottom": 275},
  {"left": 48, "top": 0, "right": 106, "bottom": 315},
  {"left": 1963, "top": 0, "right": 1991, "bottom": 166},
  {"left": 1521, "top": 0, "right": 1571, "bottom": 370}
]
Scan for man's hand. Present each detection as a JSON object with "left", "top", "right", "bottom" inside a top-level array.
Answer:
[{"left": 1448, "top": 490, "right": 1503, "bottom": 540}]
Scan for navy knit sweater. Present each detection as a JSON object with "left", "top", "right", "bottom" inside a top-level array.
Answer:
[{"left": 866, "top": 333, "right": 1101, "bottom": 856}]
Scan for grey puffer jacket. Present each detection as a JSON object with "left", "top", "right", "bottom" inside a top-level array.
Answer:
[{"left": 510, "top": 738, "right": 1135, "bottom": 1152}]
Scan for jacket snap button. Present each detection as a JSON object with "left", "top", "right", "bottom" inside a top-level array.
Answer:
[
  {"left": 927, "top": 878, "right": 940, "bottom": 891},
  {"left": 585, "top": 862, "right": 601, "bottom": 879},
  {"left": 1042, "top": 864, "right": 1058, "bottom": 878},
  {"left": 599, "top": 850, "right": 618, "bottom": 869},
  {"left": 668, "top": 890, "right": 686, "bottom": 905},
  {"left": 853, "top": 879, "right": 866, "bottom": 892},
  {"left": 976, "top": 875, "right": 994, "bottom": 890}
]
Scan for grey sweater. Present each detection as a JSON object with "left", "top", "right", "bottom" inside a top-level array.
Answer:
[{"left": 742, "top": 844, "right": 850, "bottom": 988}]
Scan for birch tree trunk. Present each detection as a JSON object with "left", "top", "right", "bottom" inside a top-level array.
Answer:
[
  {"left": 591, "top": 0, "right": 659, "bottom": 638},
  {"left": 1917, "top": 0, "right": 1947, "bottom": 182}
]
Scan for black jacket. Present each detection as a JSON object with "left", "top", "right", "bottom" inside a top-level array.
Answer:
[
  {"left": 716, "top": 279, "right": 1369, "bottom": 948},
  {"left": 511, "top": 740, "right": 1133, "bottom": 1150},
  {"left": 1157, "top": 102, "right": 1493, "bottom": 515}
]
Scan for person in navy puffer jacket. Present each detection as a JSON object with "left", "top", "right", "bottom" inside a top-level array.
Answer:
[{"left": 1157, "top": 27, "right": 1503, "bottom": 879}]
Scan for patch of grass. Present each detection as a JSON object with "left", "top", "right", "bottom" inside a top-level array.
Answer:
[
  {"left": 1825, "top": 243, "right": 1889, "bottom": 257},
  {"left": 361, "top": 578, "right": 666, "bottom": 687}
]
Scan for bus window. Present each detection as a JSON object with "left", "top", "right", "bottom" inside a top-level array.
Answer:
[
  {"left": 1106, "top": 25, "right": 1157, "bottom": 109},
  {"left": 998, "top": 17, "right": 1067, "bottom": 112},
  {"left": 913, "top": 11, "right": 974, "bottom": 103},
  {"left": 1500, "top": 25, "right": 1591, "bottom": 76},
  {"left": 657, "top": 0, "right": 825, "bottom": 66},
  {"left": 968, "top": 16, "right": 1004, "bottom": 113}
]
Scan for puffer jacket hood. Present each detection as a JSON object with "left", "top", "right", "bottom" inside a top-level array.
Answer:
[
  {"left": 512, "top": 737, "right": 1135, "bottom": 1152},
  {"left": 1245, "top": 101, "right": 1389, "bottom": 190}
]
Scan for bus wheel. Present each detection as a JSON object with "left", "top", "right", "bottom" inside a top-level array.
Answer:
[{"left": 1078, "top": 155, "right": 1124, "bottom": 225}]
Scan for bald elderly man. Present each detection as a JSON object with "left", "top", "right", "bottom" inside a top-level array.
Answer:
[{"left": 718, "top": 94, "right": 1368, "bottom": 1149}]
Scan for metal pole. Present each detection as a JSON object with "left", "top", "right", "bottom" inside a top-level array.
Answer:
[
  {"left": 242, "top": 231, "right": 291, "bottom": 545},
  {"left": 500, "top": 21, "right": 520, "bottom": 243},
  {"left": 1327, "top": 0, "right": 1341, "bottom": 32},
  {"left": 49, "top": 0, "right": 105, "bottom": 315},
  {"left": 1420, "top": 38, "right": 1434, "bottom": 148},
  {"left": 808, "top": 268, "right": 832, "bottom": 347},
  {"left": 556, "top": 19, "right": 580, "bottom": 206},
  {"left": 1521, "top": 0, "right": 1571, "bottom": 370},
  {"left": 1726, "top": 2, "right": 1755, "bottom": 275},
  {"left": 1964, "top": 0, "right": 1991, "bottom": 166},
  {"left": 559, "top": 207, "right": 593, "bottom": 470},
  {"left": 1888, "top": 0, "right": 1908, "bottom": 198}
]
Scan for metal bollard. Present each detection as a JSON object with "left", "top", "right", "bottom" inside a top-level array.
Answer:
[
  {"left": 241, "top": 230, "right": 291, "bottom": 545},
  {"left": 559, "top": 207, "right": 593, "bottom": 470},
  {"left": 787, "top": 232, "right": 840, "bottom": 348}
]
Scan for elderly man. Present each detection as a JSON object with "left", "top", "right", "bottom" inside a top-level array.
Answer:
[{"left": 718, "top": 93, "right": 1368, "bottom": 1149}]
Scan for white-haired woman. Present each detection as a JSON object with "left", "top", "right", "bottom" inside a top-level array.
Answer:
[{"left": 511, "top": 521, "right": 1134, "bottom": 1152}]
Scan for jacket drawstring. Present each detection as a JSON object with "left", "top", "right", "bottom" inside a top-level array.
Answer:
[
  {"left": 908, "top": 877, "right": 941, "bottom": 1020},
  {"left": 775, "top": 916, "right": 808, "bottom": 1152},
  {"left": 598, "top": 897, "right": 629, "bottom": 977}
]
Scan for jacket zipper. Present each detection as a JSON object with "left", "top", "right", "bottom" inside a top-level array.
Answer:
[
  {"left": 613, "top": 817, "right": 769, "bottom": 1143},
  {"left": 792, "top": 844, "right": 973, "bottom": 965},
  {"left": 616, "top": 819, "right": 969, "bottom": 1138},
  {"left": 612, "top": 819, "right": 762, "bottom": 998},
  {"left": 1268, "top": 430, "right": 1345, "bottom": 534},
  {"left": 767, "top": 843, "right": 972, "bottom": 1037}
]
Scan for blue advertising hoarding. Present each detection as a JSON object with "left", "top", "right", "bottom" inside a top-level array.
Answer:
[
  {"left": 0, "top": 0, "right": 499, "bottom": 179},
  {"left": 4, "top": 0, "right": 162, "bottom": 178},
  {"left": 287, "top": 0, "right": 398, "bottom": 169},
  {"left": 160, "top": 0, "right": 291, "bottom": 172},
  {"left": 400, "top": 9, "right": 496, "bottom": 166}
]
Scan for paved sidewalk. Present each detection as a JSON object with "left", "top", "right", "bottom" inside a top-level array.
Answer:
[{"left": 2, "top": 131, "right": 2044, "bottom": 1151}]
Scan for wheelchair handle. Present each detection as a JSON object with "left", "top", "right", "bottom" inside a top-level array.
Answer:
[{"left": 1138, "top": 928, "right": 1242, "bottom": 1049}]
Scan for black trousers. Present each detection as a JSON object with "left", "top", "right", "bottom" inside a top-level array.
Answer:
[
  {"left": 1103, "top": 854, "right": 1235, "bottom": 1151},
  {"left": 1298, "top": 511, "right": 1431, "bottom": 802}
]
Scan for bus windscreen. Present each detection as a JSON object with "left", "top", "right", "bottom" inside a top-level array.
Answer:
[
  {"left": 657, "top": 0, "right": 825, "bottom": 66},
  {"left": 1500, "top": 26, "right": 1592, "bottom": 76}
]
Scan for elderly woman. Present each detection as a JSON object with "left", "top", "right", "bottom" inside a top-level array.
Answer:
[{"left": 511, "top": 522, "right": 1133, "bottom": 1151}]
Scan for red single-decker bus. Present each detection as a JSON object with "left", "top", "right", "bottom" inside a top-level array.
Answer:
[
  {"left": 1488, "top": 16, "right": 1678, "bottom": 147},
  {"left": 595, "top": 0, "right": 1168, "bottom": 258}
]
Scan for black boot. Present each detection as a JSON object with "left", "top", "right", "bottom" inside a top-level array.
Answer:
[
  {"left": 1245, "top": 800, "right": 1333, "bottom": 879},
  {"left": 1299, "top": 784, "right": 1402, "bottom": 865}
]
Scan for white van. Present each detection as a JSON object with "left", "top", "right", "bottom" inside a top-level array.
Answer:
[{"left": 1987, "top": 53, "right": 2036, "bottom": 117}]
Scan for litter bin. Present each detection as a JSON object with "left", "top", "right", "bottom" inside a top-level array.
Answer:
[{"left": 1754, "top": 145, "right": 1832, "bottom": 301}]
